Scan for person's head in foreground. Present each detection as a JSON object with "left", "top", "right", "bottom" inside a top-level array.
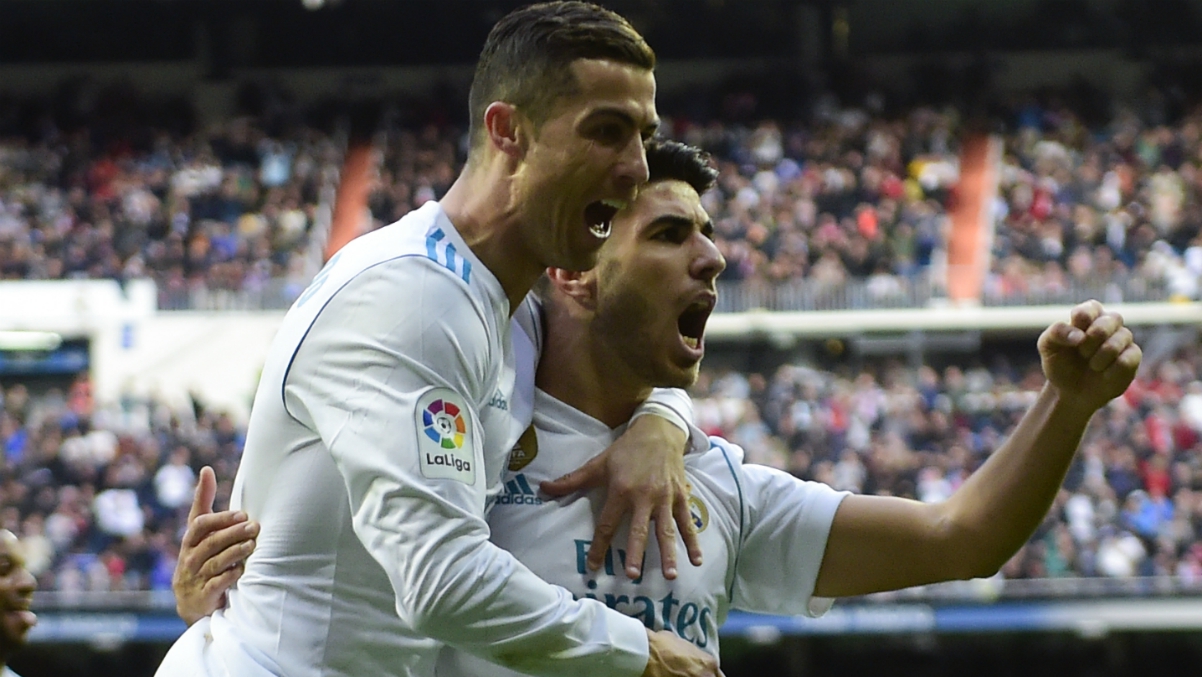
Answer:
[
  {"left": 464, "top": 0, "right": 660, "bottom": 273},
  {"left": 0, "top": 530, "right": 36, "bottom": 666},
  {"left": 541, "top": 138, "right": 724, "bottom": 410}
]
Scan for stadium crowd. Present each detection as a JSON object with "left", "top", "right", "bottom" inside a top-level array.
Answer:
[
  {"left": 0, "top": 374, "right": 241, "bottom": 595},
  {"left": 2, "top": 336, "right": 1202, "bottom": 595},
  {"left": 3, "top": 83, "right": 1202, "bottom": 309},
  {"left": 693, "top": 344, "right": 1202, "bottom": 586},
  {"left": 0, "top": 86, "right": 336, "bottom": 310},
  {"left": 3, "top": 78, "right": 1202, "bottom": 595},
  {"left": 669, "top": 94, "right": 1202, "bottom": 306}
]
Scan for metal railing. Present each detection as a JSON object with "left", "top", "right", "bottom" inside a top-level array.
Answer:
[
  {"left": 151, "top": 271, "right": 1178, "bottom": 313},
  {"left": 714, "top": 276, "right": 942, "bottom": 314},
  {"left": 714, "top": 272, "right": 1173, "bottom": 314},
  {"left": 982, "top": 275, "right": 1171, "bottom": 307},
  {"left": 156, "top": 278, "right": 306, "bottom": 311}
]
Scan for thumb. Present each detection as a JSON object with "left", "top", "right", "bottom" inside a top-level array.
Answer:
[
  {"left": 188, "top": 466, "right": 218, "bottom": 523},
  {"left": 540, "top": 453, "right": 606, "bottom": 497}
]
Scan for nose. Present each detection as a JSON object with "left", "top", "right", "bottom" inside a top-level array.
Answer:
[
  {"left": 13, "top": 567, "right": 34, "bottom": 597},
  {"left": 615, "top": 137, "right": 650, "bottom": 191},
  {"left": 691, "top": 233, "right": 726, "bottom": 284}
]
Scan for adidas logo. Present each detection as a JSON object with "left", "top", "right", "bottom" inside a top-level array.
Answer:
[
  {"left": 496, "top": 473, "right": 543, "bottom": 505},
  {"left": 488, "top": 390, "right": 509, "bottom": 411}
]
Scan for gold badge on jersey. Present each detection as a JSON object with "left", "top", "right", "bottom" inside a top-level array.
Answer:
[
  {"left": 508, "top": 423, "right": 539, "bottom": 471},
  {"left": 688, "top": 494, "right": 709, "bottom": 533}
]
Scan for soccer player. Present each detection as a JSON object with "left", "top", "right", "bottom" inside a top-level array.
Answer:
[
  {"left": 0, "top": 530, "right": 36, "bottom": 677},
  {"left": 156, "top": 3, "right": 719, "bottom": 677},
  {"left": 436, "top": 140, "right": 1142, "bottom": 672},
  {"left": 177, "top": 139, "right": 1142, "bottom": 671}
]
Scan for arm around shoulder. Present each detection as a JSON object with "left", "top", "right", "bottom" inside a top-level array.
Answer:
[{"left": 286, "top": 262, "right": 654, "bottom": 676}]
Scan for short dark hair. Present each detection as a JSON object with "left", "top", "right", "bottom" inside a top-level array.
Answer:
[
  {"left": 645, "top": 138, "right": 718, "bottom": 195},
  {"left": 467, "top": 1, "right": 655, "bottom": 152}
]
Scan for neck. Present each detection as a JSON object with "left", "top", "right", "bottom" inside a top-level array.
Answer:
[
  {"left": 536, "top": 307, "right": 652, "bottom": 428},
  {"left": 440, "top": 162, "right": 545, "bottom": 313}
]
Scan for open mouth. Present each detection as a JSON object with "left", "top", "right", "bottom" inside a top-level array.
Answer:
[
  {"left": 677, "top": 296, "right": 716, "bottom": 354},
  {"left": 3, "top": 601, "right": 36, "bottom": 635},
  {"left": 584, "top": 199, "right": 625, "bottom": 239}
]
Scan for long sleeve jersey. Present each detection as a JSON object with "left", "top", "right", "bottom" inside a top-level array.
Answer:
[
  {"left": 438, "top": 388, "right": 848, "bottom": 677},
  {"left": 156, "top": 202, "right": 657, "bottom": 677}
]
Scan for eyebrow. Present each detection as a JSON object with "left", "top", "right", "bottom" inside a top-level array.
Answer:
[
  {"left": 585, "top": 107, "right": 661, "bottom": 140},
  {"left": 646, "top": 214, "right": 709, "bottom": 235}
]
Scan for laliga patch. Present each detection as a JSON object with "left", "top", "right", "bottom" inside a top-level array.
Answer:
[
  {"left": 508, "top": 423, "right": 539, "bottom": 471},
  {"left": 416, "top": 388, "right": 476, "bottom": 485}
]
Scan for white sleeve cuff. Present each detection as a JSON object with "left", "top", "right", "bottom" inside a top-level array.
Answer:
[
  {"left": 606, "top": 611, "right": 651, "bottom": 677},
  {"left": 632, "top": 388, "right": 694, "bottom": 434}
]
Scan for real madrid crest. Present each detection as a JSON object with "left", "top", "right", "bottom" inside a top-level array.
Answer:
[
  {"left": 508, "top": 423, "right": 539, "bottom": 471},
  {"left": 688, "top": 494, "right": 709, "bottom": 533}
]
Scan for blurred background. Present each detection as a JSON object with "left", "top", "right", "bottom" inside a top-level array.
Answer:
[{"left": 4, "top": 0, "right": 1202, "bottom": 674}]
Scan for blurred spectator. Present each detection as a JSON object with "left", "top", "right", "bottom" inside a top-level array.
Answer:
[
  {"left": 6, "top": 80, "right": 1202, "bottom": 310},
  {"left": 0, "top": 85, "right": 338, "bottom": 310},
  {"left": 0, "top": 375, "right": 241, "bottom": 594},
  {"left": 1095, "top": 527, "right": 1147, "bottom": 578},
  {"left": 93, "top": 485, "right": 142, "bottom": 539},
  {"left": 691, "top": 340, "right": 1202, "bottom": 583},
  {"left": 3, "top": 335, "right": 1202, "bottom": 592},
  {"left": 6, "top": 76, "right": 1202, "bottom": 596},
  {"left": 153, "top": 447, "right": 195, "bottom": 511}
]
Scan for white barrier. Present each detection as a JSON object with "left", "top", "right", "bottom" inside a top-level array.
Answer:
[{"left": 4, "top": 280, "right": 1200, "bottom": 423}]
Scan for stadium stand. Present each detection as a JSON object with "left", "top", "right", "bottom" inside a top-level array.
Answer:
[
  {"left": 4, "top": 336, "right": 1202, "bottom": 597},
  {"left": 4, "top": 75, "right": 1202, "bottom": 600},
  {"left": 693, "top": 347, "right": 1202, "bottom": 587},
  {"left": 6, "top": 0, "right": 1202, "bottom": 675},
  {"left": 0, "top": 375, "right": 240, "bottom": 596},
  {"left": 4, "top": 84, "right": 1202, "bottom": 313},
  {"left": 0, "top": 86, "right": 337, "bottom": 310}
]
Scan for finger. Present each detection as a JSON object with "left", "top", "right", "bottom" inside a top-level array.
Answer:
[
  {"left": 182, "top": 510, "right": 249, "bottom": 549},
  {"left": 540, "top": 454, "right": 606, "bottom": 497},
  {"left": 651, "top": 503, "right": 679, "bottom": 580},
  {"left": 1041, "top": 321, "right": 1085, "bottom": 349},
  {"left": 202, "top": 564, "right": 245, "bottom": 605},
  {"left": 187, "top": 466, "right": 219, "bottom": 523},
  {"left": 618, "top": 501, "right": 654, "bottom": 580},
  {"left": 1103, "top": 344, "right": 1143, "bottom": 381},
  {"left": 587, "top": 499, "right": 624, "bottom": 571},
  {"left": 200, "top": 520, "right": 258, "bottom": 564},
  {"left": 201, "top": 539, "right": 256, "bottom": 580},
  {"left": 674, "top": 491, "right": 703, "bottom": 567},
  {"left": 1077, "top": 312, "right": 1122, "bottom": 360},
  {"left": 1070, "top": 300, "right": 1104, "bottom": 330},
  {"left": 1088, "top": 327, "right": 1133, "bottom": 372}
]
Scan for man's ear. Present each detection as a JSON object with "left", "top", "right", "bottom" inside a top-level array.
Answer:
[
  {"left": 483, "top": 102, "right": 527, "bottom": 159},
  {"left": 545, "top": 267, "right": 598, "bottom": 311}
]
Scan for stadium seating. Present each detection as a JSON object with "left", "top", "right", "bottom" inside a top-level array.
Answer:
[
  {"left": 3, "top": 87, "right": 1202, "bottom": 311},
  {"left": 3, "top": 82, "right": 1202, "bottom": 599},
  {"left": 3, "top": 337, "right": 1202, "bottom": 594}
]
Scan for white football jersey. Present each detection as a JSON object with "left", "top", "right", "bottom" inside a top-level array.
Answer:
[
  {"left": 156, "top": 202, "right": 648, "bottom": 677},
  {"left": 438, "top": 389, "right": 848, "bottom": 676}
]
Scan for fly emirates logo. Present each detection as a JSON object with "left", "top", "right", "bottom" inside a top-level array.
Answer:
[{"left": 572, "top": 539, "right": 715, "bottom": 649}]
